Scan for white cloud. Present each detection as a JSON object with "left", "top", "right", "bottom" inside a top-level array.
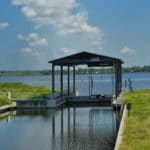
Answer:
[
  {"left": 22, "top": 47, "right": 32, "bottom": 53},
  {"left": 60, "top": 47, "right": 74, "bottom": 56},
  {"left": 18, "top": 32, "right": 48, "bottom": 58},
  {"left": 120, "top": 46, "right": 136, "bottom": 55},
  {"left": 22, "top": 47, "right": 40, "bottom": 57},
  {"left": 17, "top": 33, "right": 48, "bottom": 47},
  {"left": 0, "top": 22, "right": 9, "bottom": 30},
  {"left": 12, "top": 0, "right": 103, "bottom": 48},
  {"left": 22, "top": 6, "right": 37, "bottom": 17}
]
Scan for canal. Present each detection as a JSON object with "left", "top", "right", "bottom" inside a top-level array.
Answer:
[{"left": 0, "top": 106, "right": 120, "bottom": 150}]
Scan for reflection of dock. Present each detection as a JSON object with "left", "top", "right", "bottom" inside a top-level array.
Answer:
[{"left": 50, "top": 107, "right": 118, "bottom": 150}]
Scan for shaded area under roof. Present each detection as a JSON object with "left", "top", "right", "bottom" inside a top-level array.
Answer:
[{"left": 48, "top": 51, "right": 124, "bottom": 67}]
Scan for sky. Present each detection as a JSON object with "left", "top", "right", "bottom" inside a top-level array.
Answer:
[{"left": 0, "top": 0, "right": 150, "bottom": 70}]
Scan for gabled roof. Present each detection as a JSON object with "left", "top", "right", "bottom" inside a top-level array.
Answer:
[{"left": 48, "top": 51, "right": 123, "bottom": 66}]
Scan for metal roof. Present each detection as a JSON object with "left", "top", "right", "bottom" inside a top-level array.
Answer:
[{"left": 48, "top": 51, "right": 124, "bottom": 67}]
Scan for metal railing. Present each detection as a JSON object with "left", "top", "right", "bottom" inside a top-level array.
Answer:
[{"left": 50, "top": 90, "right": 75, "bottom": 100}]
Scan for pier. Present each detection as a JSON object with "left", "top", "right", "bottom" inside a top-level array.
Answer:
[{"left": 16, "top": 51, "right": 124, "bottom": 108}]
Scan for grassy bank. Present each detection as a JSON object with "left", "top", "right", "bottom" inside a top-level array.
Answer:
[
  {"left": 120, "top": 90, "right": 150, "bottom": 150},
  {"left": 0, "top": 82, "right": 52, "bottom": 107}
]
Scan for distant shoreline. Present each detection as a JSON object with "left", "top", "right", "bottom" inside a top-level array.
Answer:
[{"left": 0, "top": 66, "right": 150, "bottom": 76}]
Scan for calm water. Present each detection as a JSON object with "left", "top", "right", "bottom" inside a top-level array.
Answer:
[
  {"left": 0, "top": 107, "right": 119, "bottom": 150},
  {"left": 0, "top": 72, "right": 150, "bottom": 95},
  {"left": 0, "top": 72, "right": 149, "bottom": 150}
]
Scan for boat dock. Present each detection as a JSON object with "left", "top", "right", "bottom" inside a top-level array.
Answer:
[
  {"left": 16, "top": 93, "right": 124, "bottom": 109},
  {"left": 16, "top": 51, "right": 124, "bottom": 109}
]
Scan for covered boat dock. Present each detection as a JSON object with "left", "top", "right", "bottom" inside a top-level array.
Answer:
[
  {"left": 16, "top": 51, "right": 124, "bottom": 108},
  {"left": 48, "top": 51, "right": 123, "bottom": 106}
]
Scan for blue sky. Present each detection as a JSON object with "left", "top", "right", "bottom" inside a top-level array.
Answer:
[{"left": 0, "top": 0, "right": 150, "bottom": 70}]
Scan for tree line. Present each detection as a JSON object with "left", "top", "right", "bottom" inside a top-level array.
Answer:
[{"left": 0, "top": 65, "right": 150, "bottom": 76}]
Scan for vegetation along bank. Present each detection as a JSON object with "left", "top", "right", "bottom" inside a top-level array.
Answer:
[
  {"left": 0, "top": 82, "right": 52, "bottom": 107},
  {"left": 120, "top": 90, "right": 150, "bottom": 150}
]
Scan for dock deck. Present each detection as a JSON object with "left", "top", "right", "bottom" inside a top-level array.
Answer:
[{"left": 16, "top": 95, "right": 113, "bottom": 108}]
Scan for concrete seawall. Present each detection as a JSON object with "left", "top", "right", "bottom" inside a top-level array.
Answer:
[
  {"left": 0, "top": 102, "right": 16, "bottom": 114},
  {"left": 16, "top": 100, "right": 47, "bottom": 108},
  {"left": 16, "top": 97, "right": 67, "bottom": 108},
  {"left": 114, "top": 104, "right": 126, "bottom": 150},
  {"left": 16, "top": 96, "right": 112, "bottom": 108}
]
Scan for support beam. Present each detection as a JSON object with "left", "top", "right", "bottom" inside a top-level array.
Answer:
[
  {"left": 89, "top": 73, "right": 91, "bottom": 97},
  {"left": 112, "top": 75, "right": 115, "bottom": 95},
  {"left": 73, "top": 66, "right": 76, "bottom": 95},
  {"left": 119, "top": 63, "right": 122, "bottom": 94},
  {"left": 67, "top": 66, "right": 70, "bottom": 96},
  {"left": 115, "top": 62, "right": 119, "bottom": 97},
  {"left": 115, "top": 62, "right": 122, "bottom": 97},
  {"left": 60, "top": 66, "right": 63, "bottom": 97},
  {"left": 52, "top": 64, "right": 55, "bottom": 95}
]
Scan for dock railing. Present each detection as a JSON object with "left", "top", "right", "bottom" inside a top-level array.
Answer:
[
  {"left": 15, "top": 92, "right": 51, "bottom": 101},
  {"left": 15, "top": 89, "right": 75, "bottom": 101}
]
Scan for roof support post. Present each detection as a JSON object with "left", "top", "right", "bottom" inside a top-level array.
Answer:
[
  {"left": 115, "top": 62, "right": 118, "bottom": 98},
  {"left": 118, "top": 62, "right": 122, "bottom": 95},
  {"left": 115, "top": 62, "right": 122, "bottom": 97},
  {"left": 52, "top": 64, "right": 55, "bottom": 96},
  {"left": 60, "top": 66, "right": 63, "bottom": 97},
  {"left": 73, "top": 66, "right": 76, "bottom": 95},
  {"left": 67, "top": 66, "right": 70, "bottom": 96}
]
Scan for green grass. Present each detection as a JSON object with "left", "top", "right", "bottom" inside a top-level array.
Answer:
[
  {"left": 120, "top": 90, "right": 150, "bottom": 150},
  {"left": 0, "top": 82, "right": 52, "bottom": 107}
]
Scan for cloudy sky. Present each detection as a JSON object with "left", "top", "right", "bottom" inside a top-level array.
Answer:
[{"left": 0, "top": 0, "right": 150, "bottom": 70}]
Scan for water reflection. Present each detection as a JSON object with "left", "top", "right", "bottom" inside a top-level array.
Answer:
[
  {"left": 0, "top": 107, "right": 119, "bottom": 150},
  {"left": 49, "top": 107, "right": 117, "bottom": 150}
]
